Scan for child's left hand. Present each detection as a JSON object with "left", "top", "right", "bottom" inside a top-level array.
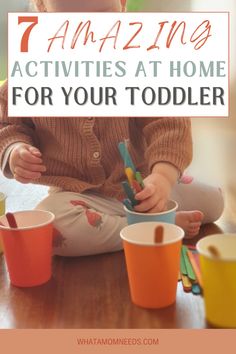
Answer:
[{"left": 134, "top": 162, "right": 179, "bottom": 213}]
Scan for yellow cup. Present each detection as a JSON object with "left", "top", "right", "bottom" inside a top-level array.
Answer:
[
  {"left": 0, "top": 192, "right": 6, "bottom": 253},
  {"left": 197, "top": 234, "right": 236, "bottom": 328}
]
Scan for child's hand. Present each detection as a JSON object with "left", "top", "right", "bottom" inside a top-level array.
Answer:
[
  {"left": 134, "top": 162, "right": 179, "bottom": 213},
  {"left": 9, "top": 143, "right": 46, "bottom": 184},
  {"left": 134, "top": 173, "right": 171, "bottom": 213}
]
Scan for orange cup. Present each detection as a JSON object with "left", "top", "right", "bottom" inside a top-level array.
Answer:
[
  {"left": 0, "top": 210, "right": 55, "bottom": 287},
  {"left": 0, "top": 192, "right": 6, "bottom": 253},
  {"left": 120, "top": 222, "right": 184, "bottom": 308}
]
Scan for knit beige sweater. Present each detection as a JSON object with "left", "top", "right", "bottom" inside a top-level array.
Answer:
[{"left": 0, "top": 81, "right": 193, "bottom": 199}]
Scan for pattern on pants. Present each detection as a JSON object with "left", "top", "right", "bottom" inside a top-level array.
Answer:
[{"left": 70, "top": 200, "right": 103, "bottom": 229}]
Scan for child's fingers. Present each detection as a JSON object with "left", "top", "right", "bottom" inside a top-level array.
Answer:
[
  {"left": 17, "top": 159, "right": 46, "bottom": 173},
  {"left": 28, "top": 146, "right": 42, "bottom": 157},
  {"left": 147, "top": 200, "right": 167, "bottom": 213},
  {"left": 134, "top": 196, "right": 167, "bottom": 213},
  {"left": 19, "top": 147, "right": 43, "bottom": 164},
  {"left": 14, "top": 166, "right": 42, "bottom": 180},
  {"left": 134, "top": 195, "right": 160, "bottom": 212},
  {"left": 14, "top": 174, "right": 32, "bottom": 184},
  {"left": 135, "top": 183, "right": 155, "bottom": 201}
]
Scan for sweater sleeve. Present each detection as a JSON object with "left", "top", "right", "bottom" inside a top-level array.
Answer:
[
  {"left": 135, "top": 117, "right": 193, "bottom": 174},
  {"left": 0, "top": 81, "right": 38, "bottom": 170}
]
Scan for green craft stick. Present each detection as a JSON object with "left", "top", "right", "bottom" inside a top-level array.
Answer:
[
  {"left": 135, "top": 171, "right": 144, "bottom": 189},
  {"left": 180, "top": 247, "right": 187, "bottom": 275},
  {"left": 182, "top": 245, "right": 196, "bottom": 281}
]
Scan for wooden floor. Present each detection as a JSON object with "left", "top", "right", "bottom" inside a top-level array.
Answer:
[{"left": 0, "top": 120, "right": 236, "bottom": 329}]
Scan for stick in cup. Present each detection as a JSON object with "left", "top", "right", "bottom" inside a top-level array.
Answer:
[
  {"left": 154, "top": 225, "right": 164, "bottom": 243},
  {"left": 6, "top": 212, "right": 18, "bottom": 228},
  {"left": 197, "top": 234, "right": 236, "bottom": 328},
  {"left": 120, "top": 222, "right": 184, "bottom": 309},
  {"left": 0, "top": 210, "right": 55, "bottom": 287}
]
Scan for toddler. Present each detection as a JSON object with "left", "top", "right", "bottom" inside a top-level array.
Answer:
[{"left": 0, "top": 0, "right": 224, "bottom": 256}]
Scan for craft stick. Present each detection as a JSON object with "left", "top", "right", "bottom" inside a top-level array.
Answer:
[
  {"left": 123, "top": 198, "right": 134, "bottom": 211},
  {"left": 118, "top": 142, "right": 136, "bottom": 172},
  {"left": 178, "top": 271, "right": 182, "bottom": 281},
  {"left": 135, "top": 171, "right": 145, "bottom": 189},
  {"left": 186, "top": 244, "right": 196, "bottom": 250},
  {"left": 208, "top": 245, "right": 221, "bottom": 258},
  {"left": 6, "top": 212, "right": 18, "bottom": 228},
  {"left": 187, "top": 249, "right": 203, "bottom": 288},
  {"left": 121, "top": 181, "right": 138, "bottom": 206},
  {"left": 181, "top": 274, "right": 192, "bottom": 292},
  {"left": 131, "top": 180, "right": 142, "bottom": 194},
  {"left": 191, "top": 283, "right": 202, "bottom": 295},
  {"left": 180, "top": 247, "right": 187, "bottom": 275},
  {"left": 182, "top": 245, "right": 196, "bottom": 281},
  {"left": 154, "top": 225, "right": 164, "bottom": 243},
  {"left": 125, "top": 167, "right": 135, "bottom": 186}
]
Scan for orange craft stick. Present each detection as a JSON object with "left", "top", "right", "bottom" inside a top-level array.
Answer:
[
  {"left": 187, "top": 249, "right": 203, "bottom": 288},
  {"left": 125, "top": 167, "right": 134, "bottom": 186},
  {"left": 154, "top": 225, "right": 164, "bottom": 243}
]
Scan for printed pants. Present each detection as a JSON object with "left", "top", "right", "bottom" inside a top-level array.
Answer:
[{"left": 36, "top": 180, "right": 224, "bottom": 256}]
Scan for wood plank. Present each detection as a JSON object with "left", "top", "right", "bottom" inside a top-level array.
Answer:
[{"left": 0, "top": 251, "right": 207, "bottom": 329}]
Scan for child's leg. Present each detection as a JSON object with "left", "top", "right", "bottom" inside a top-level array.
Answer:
[
  {"left": 171, "top": 177, "right": 224, "bottom": 224},
  {"left": 35, "top": 189, "right": 126, "bottom": 257}
]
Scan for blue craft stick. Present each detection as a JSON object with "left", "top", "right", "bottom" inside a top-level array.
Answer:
[
  {"left": 191, "top": 283, "right": 201, "bottom": 295},
  {"left": 122, "top": 181, "right": 138, "bottom": 206},
  {"left": 118, "top": 142, "right": 136, "bottom": 172},
  {"left": 123, "top": 198, "right": 134, "bottom": 211}
]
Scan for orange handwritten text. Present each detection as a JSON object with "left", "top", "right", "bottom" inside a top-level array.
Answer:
[{"left": 47, "top": 19, "right": 212, "bottom": 52}]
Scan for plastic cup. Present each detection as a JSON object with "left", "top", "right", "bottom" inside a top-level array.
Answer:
[
  {"left": 0, "top": 210, "right": 55, "bottom": 287},
  {"left": 0, "top": 192, "right": 6, "bottom": 253},
  {"left": 197, "top": 234, "right": 236, "bottom": 328},
  {"left": 120, "top": 222, "right": 184, "bottom": 308},
  {"left": 124, "top": 200, "right": 178, "bottom": 225}
]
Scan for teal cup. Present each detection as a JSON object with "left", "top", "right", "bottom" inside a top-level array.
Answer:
[{"left": 124, "top": 200, "right": 178, "bottom": 225}]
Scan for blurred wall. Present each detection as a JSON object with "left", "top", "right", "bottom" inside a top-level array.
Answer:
[
  {"left": 143, "top": 0, "right": 191, "bottom": 11},
  {"left": 192, "top": 0, "right": 236, "bottom": 128}
]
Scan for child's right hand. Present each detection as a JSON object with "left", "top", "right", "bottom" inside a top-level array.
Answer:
[{"left": 9, "top": 143, "right": 46, "bottom": 184}]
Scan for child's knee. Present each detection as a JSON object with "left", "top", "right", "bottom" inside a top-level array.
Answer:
[
  {"left": 52, "top": 213, "right": 125, "bottom": 257},
  {"left": 172, "top": 181, "right": 225, "bottom": 224},
  {"left": 52, "top": 226, "right": 124, "bottom": 257},
  {"left": 35, "top": 192, "right": 126, "bottom": 256},
  {"left": 203, "top": 187, "right": 224, "bottom": 224}
]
